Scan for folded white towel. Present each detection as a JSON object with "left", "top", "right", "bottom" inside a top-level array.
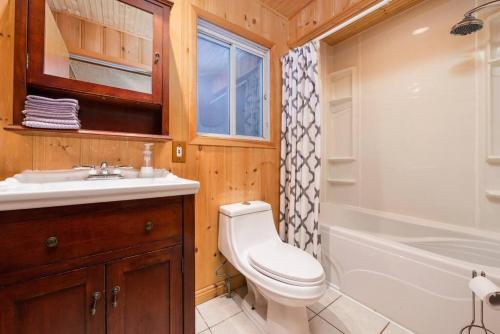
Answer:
[
  {"left": 24, "top": 116, "right": 81, "bottom": 125},
  {"left": 25, "top": 102, "right": 79, "bottom": 112},
  {"left": 26, "top": 95, "right": 79, "bottom": 105},
  {"left": 23, "top": 120, "right": 81, "bottom": 130},
  {"left": 23, "top": 109, "right": 79, "bottom": 119}
]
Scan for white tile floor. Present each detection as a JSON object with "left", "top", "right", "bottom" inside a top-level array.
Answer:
[{"left": 196, "top": 285, "right": 414, "bottom": 334}]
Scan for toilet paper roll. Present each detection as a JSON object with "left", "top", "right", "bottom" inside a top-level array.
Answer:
[{"left": 469, "top": 276, "right": 500, "bottom": 310}]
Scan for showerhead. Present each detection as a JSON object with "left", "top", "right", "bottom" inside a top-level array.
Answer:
[
  {"left": 450, "top": 15, "right": 484, "bottom": 36},
  {"left": 450, "top": 0, "right": 500, "bottom": 36}
]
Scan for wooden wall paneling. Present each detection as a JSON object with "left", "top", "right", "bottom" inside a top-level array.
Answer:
[
  {"left": 288, "top": 0, "right": 379, "bottom": 46},
  {"left": 55, "top": 12, "right": 82, "bottom": 51},
  {"left": 288, "top": 0, "right": 425, "bottom": 47},
  {"left": 82, "top": 20, "right": 103, "bottom": 54},
  {"left": 259, "top": 147, "right": 280, "bottom": 224},
  {"left": 33, "top": 136, "right": 81, "bottom": 170},
  {"left": 79, "top": 139, "right": 169, "bottom": 169},
  {"left": 258, "top": 0, "right": 314, "bottom": 19},
  {"left": 104, "top": 28, "right": 122, "bottom": 58},
  {"left": 194, "top": 146, "right": 226, "bottom": 296},
  {"left": 123, "top": 33, "right": 141, "bottom": 63},
  {"left": 167, "top": 0, "right": 189, "bottom": 142},
  {"left": 0, "top": 0, "right": 33, "bottom": 179},
  {"left": 322, "top": 0, "right": 426, "bottom": 45},
  {"left": 44, "top": 3, "right": 70, "bottom": 78},
  {"left": 226, "top": 0, "right": 263, "bottom": 35},
  {"left": 153, "top": 141, "right": 173, "bottom": 171}
]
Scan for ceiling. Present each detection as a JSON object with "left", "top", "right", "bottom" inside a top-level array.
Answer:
[
  {"left": 259, "top": 0, "right": 314, "bottom": 18},
  {"left": 47, "top": 0, "right": 153, "bottom": 40}
]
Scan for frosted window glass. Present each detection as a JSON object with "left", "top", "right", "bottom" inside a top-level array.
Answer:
[
  {"left": 197, "top": 35, "right": 230, "bottom": 135},
  {"left": 236, "top": 48, "right": 263, "bottom": 137}
]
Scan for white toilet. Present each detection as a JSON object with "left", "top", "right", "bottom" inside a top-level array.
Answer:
[{"left": 218, "top": 201, "right": 326, "bottom": 334}]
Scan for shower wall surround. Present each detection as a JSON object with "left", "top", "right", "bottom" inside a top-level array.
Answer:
[{"left": 321, "top": 0, "right": 500, "bottom": 232}]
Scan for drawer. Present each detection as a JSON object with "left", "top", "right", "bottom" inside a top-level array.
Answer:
[{"left": 0, "top": 199, "right": 182, "bottom": 274}]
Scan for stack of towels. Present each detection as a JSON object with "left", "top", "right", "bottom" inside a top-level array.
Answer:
[{"left": 22, "top": 95, "right": 81, "bottom": 130}]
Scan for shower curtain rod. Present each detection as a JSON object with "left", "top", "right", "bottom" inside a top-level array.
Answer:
[{"left": 313, "top": 0, "right": 392, "bottom": 43}]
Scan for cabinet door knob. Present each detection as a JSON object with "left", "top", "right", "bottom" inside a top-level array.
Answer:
[
  {"left": 90, "top": 291, "right": 101, "bottom": 316},
  {"left": 111, "top": 285, "right": 121, "bottom": 308},
  {"left": 154, "top": 52, "right": 160, "bottom": 64},
  {"left": 45, "top": 236, "right": 58, "bottom": 248},
  {"left": 145, "top": 221, "right": 154, "bottom": 233}
]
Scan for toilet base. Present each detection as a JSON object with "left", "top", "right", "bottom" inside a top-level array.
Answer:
[{"left": 241, "top": 283, "right": 311, "bottom": 334}]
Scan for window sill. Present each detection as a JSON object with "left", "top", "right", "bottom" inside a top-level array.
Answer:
[{"left": 190, "top": 135, "right": 276, "bottom": 149}]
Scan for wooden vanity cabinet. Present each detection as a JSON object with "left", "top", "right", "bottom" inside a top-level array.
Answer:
[
  {"left": 0, "top": 266, "right": 106, "bottom": 334},
  {"left": 0, "top": 195, "right": 195, "bottom": 334},
  {"left": 106, "top": 247, "right": 183, "bottom": 334}
]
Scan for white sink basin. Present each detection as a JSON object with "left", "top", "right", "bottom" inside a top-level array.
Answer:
[{"left": 0, "top": 173, "right": 199, "bottom": 211}]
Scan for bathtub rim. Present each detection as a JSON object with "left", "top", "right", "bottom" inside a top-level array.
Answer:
[
  {"left": 319, "top": 204, "right": 500, "bottom": 279},
  {"left": 320, "top": 203, "right": 500, "bottom": 244}
]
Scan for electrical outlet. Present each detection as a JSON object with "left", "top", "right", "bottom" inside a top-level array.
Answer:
[{"left": 172, "top": 141, "right": 186, "bottom": 163}]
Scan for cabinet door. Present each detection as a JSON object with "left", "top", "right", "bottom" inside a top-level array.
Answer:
[
  {"left": 106, "top": 247, "right": 183, "bottom": 334},
  {"left": 0, "top": 266, "right": 105, "bottom": 334}
]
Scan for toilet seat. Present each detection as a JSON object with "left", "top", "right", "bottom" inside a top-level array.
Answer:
[{"left": 249, "top": 242, "right": 325, "bottom": 287}]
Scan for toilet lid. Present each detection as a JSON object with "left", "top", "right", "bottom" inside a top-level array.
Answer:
[{"left": 248, "top": 242, "right": 324, "bottom": 287}]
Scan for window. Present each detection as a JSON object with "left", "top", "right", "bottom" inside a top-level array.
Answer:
[{"left": 197, "top": 19, "right": 270, "bottom": 141}]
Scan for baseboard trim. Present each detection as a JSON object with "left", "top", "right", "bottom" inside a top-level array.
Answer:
[{"left": 195, "top": 275, "right": 246, "bottom": 305}]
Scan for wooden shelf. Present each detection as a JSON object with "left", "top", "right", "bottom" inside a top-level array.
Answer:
[{"left": 4, "top": 125, "right": 171, "bottom": 142}]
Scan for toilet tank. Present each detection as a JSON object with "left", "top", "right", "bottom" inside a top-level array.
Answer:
[{"left": 218, "top": 201, "right": 280, "bottom": 267}]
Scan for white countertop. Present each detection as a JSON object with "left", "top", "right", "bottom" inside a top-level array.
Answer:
[{"left": 0, "top": 173, "right": 200, "bottom": 211}]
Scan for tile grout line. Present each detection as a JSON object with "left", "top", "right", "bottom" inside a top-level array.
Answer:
[
  {"left": 316, "top": 312, "right": 347, "bottom": 334},
  {"left": 308, "top": 294, "right": 343, "bottom": 316},
  {"left": 379, "top": 321, "right": 390, "bottom": 334},
  {"left": 195, "top": 306, "right": 210, "bottom": 333},
  {"left": 208, "top": 310, "right": 244, "bottom": 329}
]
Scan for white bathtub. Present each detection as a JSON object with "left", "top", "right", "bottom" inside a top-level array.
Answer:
[{"left": 320, "top": 203, "right": 500, "bottom": 334}]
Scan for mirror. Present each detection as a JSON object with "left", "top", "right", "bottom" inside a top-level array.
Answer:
[{"left": 44, "top": 0, "right": 153, "bottom": 94}]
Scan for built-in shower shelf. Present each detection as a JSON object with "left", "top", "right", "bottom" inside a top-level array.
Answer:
[
  {"left": 327, "top": 157, "right": 355, "bottom": 162},
  {"left": 486, "top": 156, "right": 500, "bottom": 164},
  {"left": 488, "top": 56, "right": 500, "bottom": 64},
  {"left": 329, "top": 97, "right": 352, "bottom": 107},
  {"left": 327, "top": 179, "right": 356, "bottom": 185},
  {"left": 486, "top": 190, "right": 500, "bottom": 199}
]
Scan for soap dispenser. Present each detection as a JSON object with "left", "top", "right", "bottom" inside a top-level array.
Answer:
[{"left": 140, "top": 143, "right": 154, "bottom": 178}]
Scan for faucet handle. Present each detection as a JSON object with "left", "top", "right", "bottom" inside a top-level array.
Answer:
[{"left": 100, "top": 161, "right": 109, "bottom": 175}]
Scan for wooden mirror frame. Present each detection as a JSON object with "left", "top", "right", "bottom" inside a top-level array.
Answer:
[
  {"left": 10, "top": 0, "right": 172, "bottom": 139},
  {"left": 27, "top": 0, "right": 164, "bottom": 104}
]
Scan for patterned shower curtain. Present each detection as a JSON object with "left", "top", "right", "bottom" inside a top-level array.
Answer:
[{"left": 279, "top": 41, "right": 321, "bottom": 258}]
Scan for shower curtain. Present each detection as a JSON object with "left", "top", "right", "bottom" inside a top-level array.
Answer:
[{"left": 279, "top": 41, "right": 321, "bottom": 258}]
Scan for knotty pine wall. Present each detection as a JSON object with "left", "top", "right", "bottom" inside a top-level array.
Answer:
[
  {"left": 0, "top": 0, "right": 288, "bottom": 304},
  {"left": 287, "top": 0, "right": 425, "bottom": 47}
]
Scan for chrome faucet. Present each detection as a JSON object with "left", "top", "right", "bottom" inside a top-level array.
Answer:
[
  {"left": 86, "top": 161, "right": 124, "bottom": 180},
  {"left": 99, "top": 161, "right": 110, "bottom": 175}
]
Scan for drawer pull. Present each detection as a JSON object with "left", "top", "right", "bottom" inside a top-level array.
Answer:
[
  {"left": 90, "top": 291, "right": 101, "bottom": 316},
  {"left": 145, "top": 221, "right": 154, "bottom": 233},
  {"left": 45, "top": 236, "right": 58, "bottom": 248},
  {"left": 111, "top": 285, "right": 121, "bottom": 308}
]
